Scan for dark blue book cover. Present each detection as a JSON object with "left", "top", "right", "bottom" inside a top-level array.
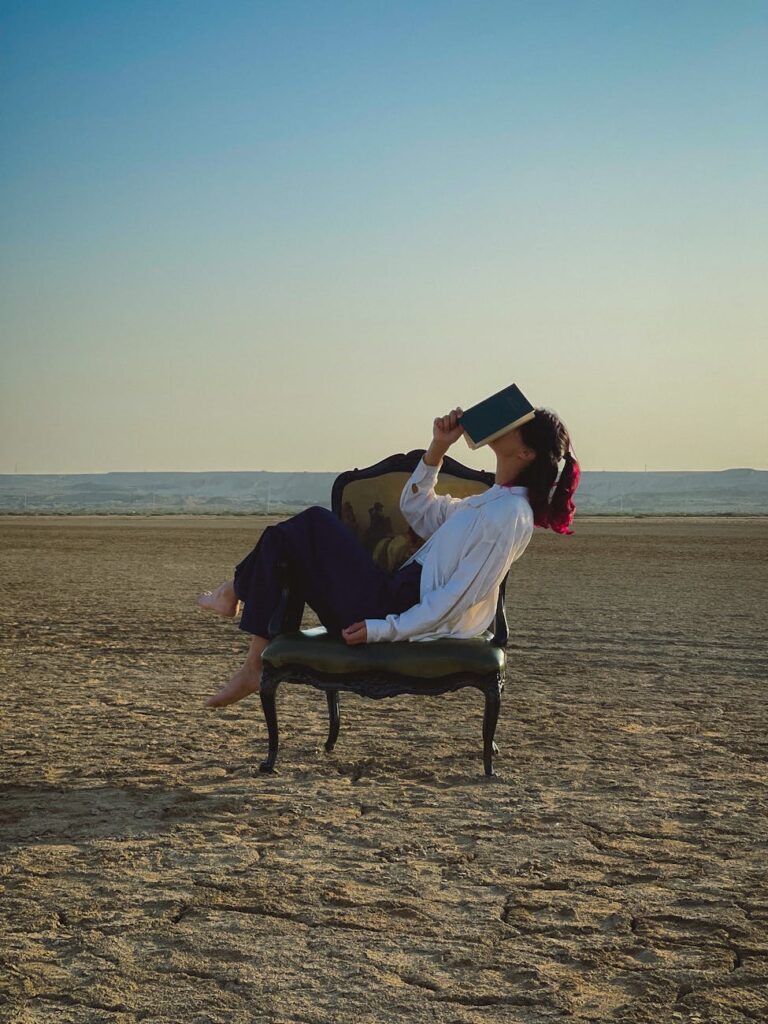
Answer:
[{"left": 460, "top": 384, "right": 535, "bottom": 450}]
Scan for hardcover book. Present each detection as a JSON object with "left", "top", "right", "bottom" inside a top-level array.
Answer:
[{"left": 460, "top": 383, "right": 535, "bottom": 450}]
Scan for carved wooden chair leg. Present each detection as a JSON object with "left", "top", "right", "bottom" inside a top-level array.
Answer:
[
  {"left": 325, "top": 690, "right": 340, "bottom": 753},
  {"left": 259, "top": 676, "right": 280, "bottom": 773},
  {"left": 482, "top": 682, "right": 502, "bottom": 776}
]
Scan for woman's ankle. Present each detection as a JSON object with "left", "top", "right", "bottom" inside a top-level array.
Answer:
[{"left": 246, "top": 636, "right": 269, "bottom": 664}]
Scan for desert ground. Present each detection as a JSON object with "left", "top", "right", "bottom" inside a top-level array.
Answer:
[{"left": 1, "top": 515, "right": 767, "bottom": 1024}]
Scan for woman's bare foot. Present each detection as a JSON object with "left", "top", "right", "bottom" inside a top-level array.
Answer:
[
  {"left": 205, "top": 637, "right": 268, "bottom": 708},
  {"left": 205, "top": 661, "right": 262, "bottom": 707},
  {"left": 197, "top": 581, "right": 239, "bottom": 617}
]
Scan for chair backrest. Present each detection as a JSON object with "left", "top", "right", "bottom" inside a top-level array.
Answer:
[{"left": 331, "top": 449, "right": 509, "bottom": 648}]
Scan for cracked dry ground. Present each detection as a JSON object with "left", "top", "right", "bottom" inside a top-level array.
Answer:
[{"left": 1, "top": 516, "right": 767, "bottom": 1024}]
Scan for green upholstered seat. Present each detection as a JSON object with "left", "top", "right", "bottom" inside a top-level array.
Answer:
[{"left": 264, "top": 627, "right": 505, "bottom": 679}]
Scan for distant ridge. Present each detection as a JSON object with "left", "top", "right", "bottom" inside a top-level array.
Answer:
[{"left": 1, "top": 468, "right": 766, "bottom": 515}]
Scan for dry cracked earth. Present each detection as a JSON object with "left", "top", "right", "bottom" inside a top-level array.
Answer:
[{"left": 1, "top": 515, "right": 767, "bottom": 1023}]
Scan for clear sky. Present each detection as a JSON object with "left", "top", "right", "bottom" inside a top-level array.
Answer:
[{"left": 1, "top": 0, "right": 766, "bottom": 474}]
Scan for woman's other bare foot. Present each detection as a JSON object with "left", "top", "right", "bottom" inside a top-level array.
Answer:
[
  {"left": 205, "top": 662, "right": 261, "bottom": 707},
  {"left": 197, "top": 581, "right": 239, "bottom": 617},
  {"left": 205, "top": 637, "right": 268, "bottom": 708}
]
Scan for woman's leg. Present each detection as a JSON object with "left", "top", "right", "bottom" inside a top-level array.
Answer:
[
  {"left": 233, "top": 506, "right": 417, "bottom": 636},
  {"left": 203, "top": 506, "right": 421, "bottom": 707},
  {"left": 198, "top": 530, "right": 284, "bottom": 705},
  {"left": 202, "top": 508, "right": 333, "bottom": 707}
]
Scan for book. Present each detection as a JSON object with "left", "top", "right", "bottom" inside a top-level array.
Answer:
[{"left": 459, "top": 383, "right": 535, "bottom": 450}]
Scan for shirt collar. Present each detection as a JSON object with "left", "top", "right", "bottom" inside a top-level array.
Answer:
[{"left": 464, "top": 484, "right": 529, "bottom": 507}]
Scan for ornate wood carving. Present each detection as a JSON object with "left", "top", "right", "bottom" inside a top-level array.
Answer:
[{"left": 258, "top": 663, "right": 504, "bottom": 776}]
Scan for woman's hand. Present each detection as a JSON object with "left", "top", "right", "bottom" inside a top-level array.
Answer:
[
  {"left": 342, "top": 621, "right": 368, "bottom": 645},
  {"left": 432, "top": 407, "right": 464, "bottom": 446}
]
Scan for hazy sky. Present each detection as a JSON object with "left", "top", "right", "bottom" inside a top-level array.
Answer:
[{"left": 1, "top": 0, "right": 766, "bottom": 474}]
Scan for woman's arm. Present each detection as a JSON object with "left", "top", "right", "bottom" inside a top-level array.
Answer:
[
  {"left": 424, "top": 407, "right": 464, "bottom": 465},
  {"left": 399, "top": 408, "right": 465, "bottom": 539},
  {"left": 362, "top": 502, "right": 533, "bottom": 643},
  {"left": 364, "top": 537, "right": 499, "bottom": 643},
  {"left": 342, "top": 550, "right": 495, "bottom": 647}
]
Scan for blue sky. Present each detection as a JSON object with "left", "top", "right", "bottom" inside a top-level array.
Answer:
[{"left": 1, "top": 0, "right": 766, "bottom": 472}]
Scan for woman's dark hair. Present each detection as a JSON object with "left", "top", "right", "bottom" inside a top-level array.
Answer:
[{"left": 514, "top": 409, "right": 580, "bottom": 534}]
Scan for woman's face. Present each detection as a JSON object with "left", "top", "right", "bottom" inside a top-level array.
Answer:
[{"left": 490, "top": 426, "right": 535, "bottom": 462}]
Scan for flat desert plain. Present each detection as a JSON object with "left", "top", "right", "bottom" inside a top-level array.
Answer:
[{"left": 1, "top": 515, "right": 767, "bottom": 1024}]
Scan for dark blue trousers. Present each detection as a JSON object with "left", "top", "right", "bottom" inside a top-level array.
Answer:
[{"left": 233, "top": 506, "right": 422, "bottom": 638}]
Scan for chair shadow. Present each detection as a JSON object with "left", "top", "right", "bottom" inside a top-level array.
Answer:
[{"left": 0, "top": 779, "right": 260, "bottom": 846}]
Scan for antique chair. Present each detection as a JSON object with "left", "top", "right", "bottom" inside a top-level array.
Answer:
[{"left": 258, "top": 449, "right": 510, "bottom": 776}]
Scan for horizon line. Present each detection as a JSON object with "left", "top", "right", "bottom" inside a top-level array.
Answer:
[{"left": 1, "top": 466, "right": 766, "bottom": 477}]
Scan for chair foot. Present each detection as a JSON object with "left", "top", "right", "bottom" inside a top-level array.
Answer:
[
  {"left": 260, "top": 682, "right": 279, "bottom": 773},
  {"left": 482, "top": 685, "right": 502, "bottom": 777},
  {"left": 325, "top": 690, "right": 340, "bottom": 753}
]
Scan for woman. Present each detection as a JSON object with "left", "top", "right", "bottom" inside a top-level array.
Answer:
[{"left": 198, "top": 406, "right": 579, "bottom": 707}]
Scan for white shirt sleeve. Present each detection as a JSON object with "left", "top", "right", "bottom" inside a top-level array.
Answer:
[
  {"left": 365, "top": 508, "right": 528, "bottom": 643},
  {"left": 399, "top": 456, "right": 464, "bottom": 540}
]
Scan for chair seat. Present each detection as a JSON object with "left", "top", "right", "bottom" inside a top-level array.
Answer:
[{"left": 263, "top": 627, "right": 505, "bottom": 679}]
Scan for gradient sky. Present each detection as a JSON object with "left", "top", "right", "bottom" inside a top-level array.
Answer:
[{"left": 1, "top": 0, "right": 766, "bottom": 474}]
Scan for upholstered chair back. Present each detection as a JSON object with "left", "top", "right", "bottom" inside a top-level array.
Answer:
[{"left": 331, "top": 449, "right": 493, "bottom": 572}]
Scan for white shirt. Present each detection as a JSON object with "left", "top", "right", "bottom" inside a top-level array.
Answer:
[{"left": 364, "top": 456, "right": 534, "bottom": 643}]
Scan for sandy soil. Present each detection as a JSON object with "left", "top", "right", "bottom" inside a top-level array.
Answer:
[{"left": 1, "top": 515, "right": 767, "bottom": 1024}]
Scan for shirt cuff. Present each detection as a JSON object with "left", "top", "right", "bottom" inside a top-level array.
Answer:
[
  {"left": 410, "top": 455, "right": 441, "bottom": 487},
  {"left": 364, "top": 618, "right": 395, "bottom": 643}
]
